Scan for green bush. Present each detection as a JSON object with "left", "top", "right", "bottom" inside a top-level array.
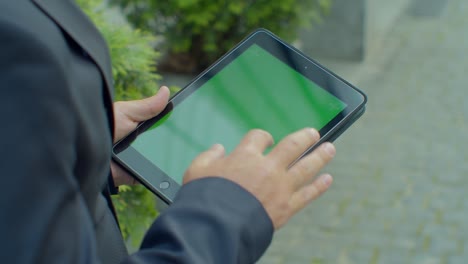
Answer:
[
  {"left": 110, "top": 0, "right": 332, "bottom": 73},
  {"left": 76, "top": 0, "right": 161, "bottom": 247}
]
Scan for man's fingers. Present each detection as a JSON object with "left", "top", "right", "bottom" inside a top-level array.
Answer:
[
  {"left": 112, "top": 86, "right": 170, "bottom": 143},
  {"left": 123, "top": 86, "right": 170, "bottom": 122},
  {"left": 194, "top": 144, "right": 225, "bottom": 166},
  {"left": 184, "top": 144, "right": 225, "bottom": 182},
  {"left": 184, "top": 144, "right": 225, "bottom": 183},
  {"left": 235, "top": 129, "right": 274, "bottom": 155},
  {"left": 288, "top": 142, "right": 335, "bottom": 190},
  {"left": 268, "top": 128, "right": 320, "bottom": 167},
  {"left": 288, "top": 174, "right": 333, "bottom": 214}
]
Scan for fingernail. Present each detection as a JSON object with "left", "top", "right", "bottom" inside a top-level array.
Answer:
[
  {"left": 321, "top": 174, "right": 333, "bottom": 186},
  {"left": 158, "top": 86, "right": 168, "bottom": 93},
  {"left": 212, "top": 143, "right": 223, "bottom": 151},
  {"left": 307, "top": 128, "right": 319, "bottom": 139},
  {"left": 323, "top": 142, "right": 336, "bottom": 157},
  {"left": 211, "top": 144, "right": 225, "bottom": 157}
]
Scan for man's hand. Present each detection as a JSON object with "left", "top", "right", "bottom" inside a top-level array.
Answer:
[
  {"left": 183, "top": 128, "right": 335, "bottom": 230},
  {"left": 111, "top": 86, "right": 170, "bottom": 186}
]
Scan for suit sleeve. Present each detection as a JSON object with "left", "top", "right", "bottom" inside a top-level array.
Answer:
[
  {"left": 0, "top": 20, "right": 100, "bottom": 263},
  {"left": 127, "top": 178, "right": 274, "bottom": 264},
  {"left": 0, "top": 17, "right": 273, "bottom": 264}
]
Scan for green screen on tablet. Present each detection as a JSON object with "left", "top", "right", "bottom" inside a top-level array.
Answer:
[
  {"left": 113, "top": 29, "right": 366, "bottom": 203},
  {"left": 131, "top": 44, "right": 347, "bottom": 184}
]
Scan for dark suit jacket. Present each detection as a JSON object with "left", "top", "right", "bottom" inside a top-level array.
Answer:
[{"left": 0, "top": 1, "right": 273, "bottom": 263}]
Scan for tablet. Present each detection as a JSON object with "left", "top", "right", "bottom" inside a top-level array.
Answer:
[{"left": 113, "top": 29, "right": 367, "bottom": 204}]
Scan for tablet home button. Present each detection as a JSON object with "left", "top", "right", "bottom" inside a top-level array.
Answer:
[{"left": 159, "top": 181, "right": 170, "bottom": 190}]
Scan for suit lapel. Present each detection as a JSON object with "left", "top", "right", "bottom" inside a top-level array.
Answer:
[{"left": 32, "top": 0, "right": 115, "bottom": 133}]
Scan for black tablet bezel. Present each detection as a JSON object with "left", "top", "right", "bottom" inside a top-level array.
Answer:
[{"left": 112, "top": 29, "right": 367, "bottom": 204}]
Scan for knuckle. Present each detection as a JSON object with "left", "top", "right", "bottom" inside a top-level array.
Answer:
[
  {"left": 306, "top": 185, "right": 320, "bottom": 201},
  {"left": 290, "top": 166, "right": 310, "bottom": 188},
  {"left": 286, "top": 136, "right": 301, "bottom": 149},
  {"left": 314, "top": 152, "right": 328, "bottom": 167},
  {"left": 242, "top": 144, "right": 258, "bottom": 155},
  {"left": 283, "top": 128, "right": 318, "bottom": 150},
  {"left": 287, "top": 195, "right": 302, "bottom": 214},
  {"left": 318, "top": 144, "right": 334, "bottom": 162},
  {"left": 294, "top": 163, "right": 311, "bottom": 177},
  {"left": 307, "top": 144, "right": 333, "bottom": 168}
]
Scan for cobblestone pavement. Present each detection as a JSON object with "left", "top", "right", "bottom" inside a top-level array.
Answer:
[{"left": 258, "top": 0, "right": 468, "bottom": 263}]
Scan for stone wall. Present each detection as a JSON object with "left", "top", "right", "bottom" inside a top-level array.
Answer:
[{"left": 298, "top": 0, "right": 411, "bottom": 61}]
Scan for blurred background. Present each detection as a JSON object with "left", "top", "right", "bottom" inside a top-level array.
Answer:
[
  {"left": 260, "top": 0, "right": 468, "bottom": 263},
  {"left": 79, "top": 0, "right": 467, "bottom": 262}
]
